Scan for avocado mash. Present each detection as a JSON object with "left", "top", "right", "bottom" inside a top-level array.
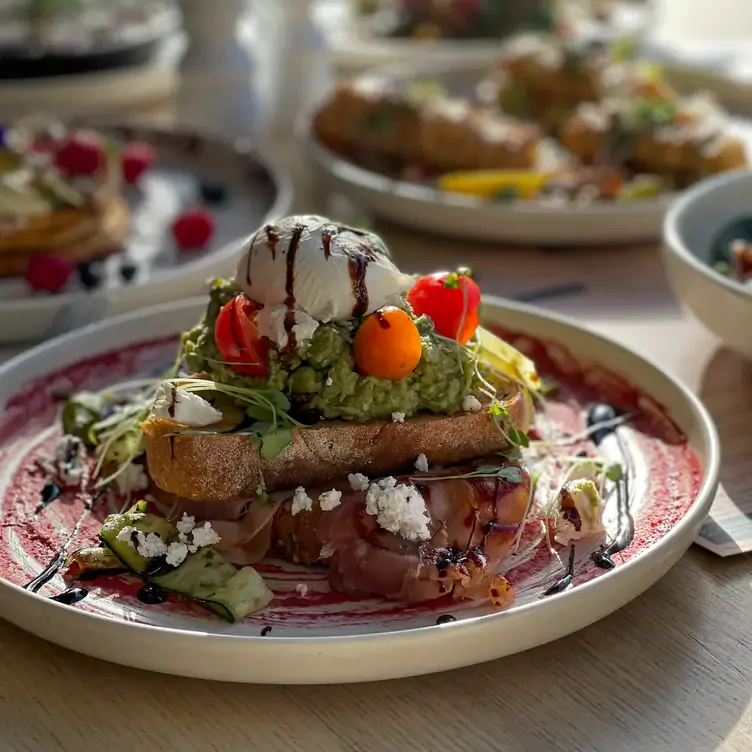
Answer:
[{"left": 182, "top": 280, "right": 478, "bottom": 422}]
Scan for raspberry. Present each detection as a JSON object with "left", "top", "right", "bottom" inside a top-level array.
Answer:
[
  {"left": 55, "top": 130, "right": 105, "bottom": 176},
  {"left": 122, "top": 142, "right": 156, "bottom": 185},
  {"left": 171, "top": 209, "right": 215, "bottom": 251},
  {"left": 25, "top": 255, "right": 75, "bottom": 294}
]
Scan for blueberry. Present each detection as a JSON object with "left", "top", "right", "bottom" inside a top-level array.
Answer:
[
  {"left": 199, "top": 180, "right": 228, "bottom": 205},
  {"left": 119, "top": 262, "right": 138, "bottom": 283},
  {"left": 77, "top": 261, "right": 102, "bottom": 290}
]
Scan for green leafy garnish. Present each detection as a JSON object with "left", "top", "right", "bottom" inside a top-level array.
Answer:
[
  {"left": 507, "top": 426, "right": 530, "bottom": 448},
  {"left": 630, "top": 98, "right": 678, "bottom": 130},
  {"left": 489, "top": 402, "right": 530, "bottom": 448},
  {"left": 443, "top": 267, "right": 472, "bottom": 289},
  {"left": 259, "top": 427, "right": 293, "bottom": 460},
  {"left": 362, "top": 109, "right": 395, "bottom": 134},
  {"left": 411, "top": 463, "right": 526, "bottom": 484},
  {"left": 404, "top": 80, "right": 446, "bottom": 102},
  {"left": 713, "top": 260, "right": 734, "bottom": 277},
  {"left": 62, "top": 392, "right": 107, "bottom": 446},
  {"left": 494, "top": 186, "right": 519, "bottom": 202},
  {"left": 611, "top": 36, "right": 638, "bottom": 61},
  {"left": 605, "top": 462, "right": 624, "bottom": 482}
]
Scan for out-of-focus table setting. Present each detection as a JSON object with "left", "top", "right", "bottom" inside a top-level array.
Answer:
[{"left": 0, "top": 1, "right": 750, "bottom": 750}]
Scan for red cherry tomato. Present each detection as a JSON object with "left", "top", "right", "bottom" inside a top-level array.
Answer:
[
  {"left": 407, "top": 269, "right": 481, "bottom": 344},
  {"left": 214, "top": 295, "right": 269, "bottom": 377}
]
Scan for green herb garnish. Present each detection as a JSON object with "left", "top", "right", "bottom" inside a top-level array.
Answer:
[
  {"left": 605, "top": 462, "right": 624, "bottom": 482},
  {"left": 443, "top": 267, "right": 472, "bottom": 289},
  {"left": 494, "top": 186, "right": 519, "bottom": 202}
]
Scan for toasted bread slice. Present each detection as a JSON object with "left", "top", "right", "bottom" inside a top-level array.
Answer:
[{"left": 143, "top": 386, "right": 533, "bottom": 502}]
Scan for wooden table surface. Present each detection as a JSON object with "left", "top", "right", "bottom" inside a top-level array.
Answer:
[{"left": 1, "top": 6, "right": 752, "bottom": 751}]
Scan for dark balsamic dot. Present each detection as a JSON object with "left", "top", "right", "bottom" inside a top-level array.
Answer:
[
  {"left": 137, "top": 583, "right": 166, "bottom": 605},
  {"left": 119, "top": 262, "right": 138, "bottom": 283},
  {"left": 260, "top": 626, "right": 272, "bottom": 636},
  {"left": 78, "top": 262, "right": 102, "bottom": 290},
  {"left": 40, "top": 480, "right": 61, "bottom": 507},
  {"left": 436, "top": 614, "right": 456, "bottom": 625},
  {"left": 199, "top": 180, "right": 229, "bottom": 205}
]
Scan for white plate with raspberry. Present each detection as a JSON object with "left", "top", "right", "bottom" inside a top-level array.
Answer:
[{"left": 0, "top": 124, "right": 292, "bottom": 345}]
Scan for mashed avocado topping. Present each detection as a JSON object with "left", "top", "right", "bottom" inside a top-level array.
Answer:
[{"left": 182, "top": 280, "right": 478, "bottom": 422}]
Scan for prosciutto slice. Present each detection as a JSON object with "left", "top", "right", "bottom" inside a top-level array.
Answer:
[{"left": 150, "top": 459, "right": 531, "bottom": 606}]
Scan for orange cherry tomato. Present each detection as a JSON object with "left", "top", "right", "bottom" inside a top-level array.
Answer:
[
  {"left": 407, "top": 269, "right": 481, "bottom": 344},
  {"left": 353, "top": 307, "right": 423, "bottom": 380},
  {"left": 214, "top": 294, "right": 269, "bottom": 377}
]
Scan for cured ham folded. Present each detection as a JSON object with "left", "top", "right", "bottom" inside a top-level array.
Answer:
[{"left": 153, "top": 459, "right": 532, "bottom": 607}]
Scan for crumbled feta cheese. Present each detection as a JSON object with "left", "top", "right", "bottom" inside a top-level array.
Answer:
[
  {"left": 135, "top": 531, "right": 168, "bottom": 559},
  {"left": 325, "top": 375, "right": 334, "bottom": 387},
  {"left": 365, "top": 477, "right": 431, "bottom": 542},
  {"left": 190, "top": 521, "right": 221, "bottom": 549},
  {"left": 115, "top": 526, "right": 136, "bottom": 547},
  {"left": 291, "top": 486, "right": 313, "bottom": 516},
  {"left": 414, "top": 453, "right": 429, "bottom": 473},
  {"left": 319, "top": 543, "right": 335, "bottom": 559},
  {"left": 318, "top": 489, "right": 342, "bottom": 511},
  {"left": 165, "top": 541, "right": 189, "bottom": 568},
  {"left": 462, "top": 395, "right": 482, "bottom": 412},
  {"left": 115, "top": 463, "right": 149, "bottom": 495},
  {"left": 554, "top": 479, "right": 606, "bottom": 546},
  {"left": 295, "top": 583, "right": 309, "bottom": 597},
  {"left": 176, "top": 513, "right": 196, "bottom": 539},
  {"left": 392, "top": 411, "right": 406, "bottom": 423},
  {"left": 152, "top": 383, "right": 222, "bottom": 427},
  {"left": 255, "top": 305, "right": 320, "bottom": 350},
  {"left": 348, "top": 473, "right": 369, "bottom": 492}
]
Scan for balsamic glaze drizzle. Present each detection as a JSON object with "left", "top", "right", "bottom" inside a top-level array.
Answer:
[
  {"left": 374, "top": 309, "right": 391, "bottom": 329},
  {"left": 321, "top": 226, "right": 337, "bottom": 259},
  {"left": 51, "top": 587, "right": 89, "bottom": 606},
  {"left": 586, "top": 404, "right": 635, "bottom": 571},
  {"left": 265, "top": 224, "right": 279, "bottom": 260},
  {"left": 436, "top": 614, "right": 456, "bottom": 625},
  {"left": 35, "top": 480, "right": 61, "bottom": 513},
  {"left": 24, "top": 494, "right": 99, "bottom": 607},
  {"left": 260, "top": 626, "right": 273, "bottom": 636},
  {"left": 544, "top": 546, "right": 576, "bottom": 596},
  {"left": 282, "top": 223, "right": 305, "bottom": 352}
]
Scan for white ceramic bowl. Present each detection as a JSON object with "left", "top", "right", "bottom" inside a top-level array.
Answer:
[{"left": 663, "top": 169, "right": 752, "bottom": 359}]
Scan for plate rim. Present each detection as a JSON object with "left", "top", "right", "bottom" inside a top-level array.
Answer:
[
  {"left": 0, "top": 295, "right": 721, "bottom": 652},
  {"left": 0, "top": 124, "right": 293, "bottom": 317}
]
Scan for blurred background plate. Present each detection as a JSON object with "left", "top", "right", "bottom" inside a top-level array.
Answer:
[
  {"left": 0, "top": 35, "right": 185, "bottom": 120},
  {"left": 314, "top": 0, "right": 652, "bottom": 75},
  {"left": 0, "top": 125, "right": 292, "bottom": 346},
  {"left": 304, "top": 59, "right": 752, "bottom": 246}
]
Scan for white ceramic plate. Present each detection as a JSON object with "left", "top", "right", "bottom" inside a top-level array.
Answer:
[
  {"left": 0, "top": 296, "right": 718, "bottom": 683},
  {"left": 0, "top": 125, "right": 292, "bottom": 345},
  {"left": 305, "top": 59, "right": 752, "bottom": 245},
  {"left": 663, "top": 168, "right": 752, "bottom": 358},
  {"left": 317, "top": 0, "right": 649, "bottom": 75}
]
